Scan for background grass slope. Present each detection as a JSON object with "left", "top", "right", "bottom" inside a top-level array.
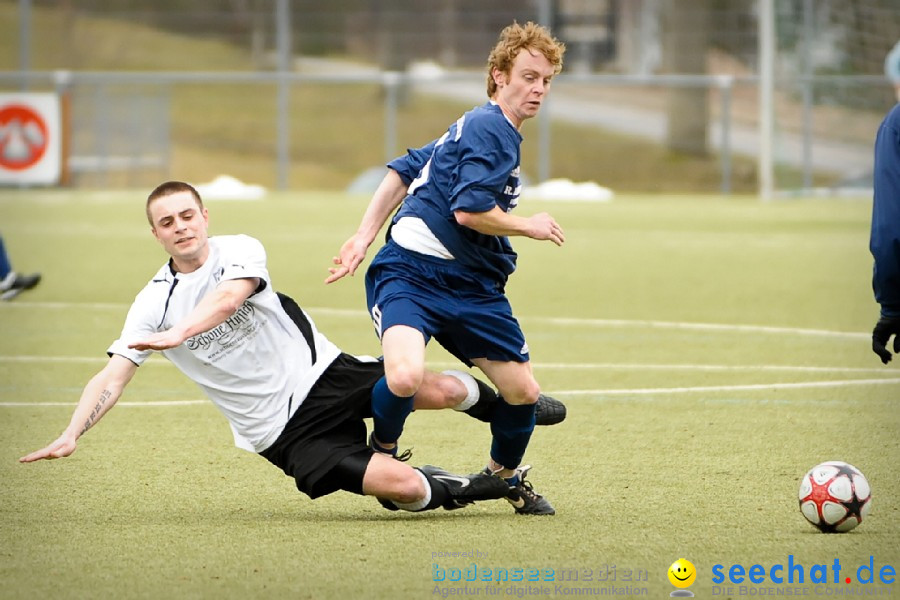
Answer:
[{"left": 0, "top": 1, "right": 806, "bottom": 193}]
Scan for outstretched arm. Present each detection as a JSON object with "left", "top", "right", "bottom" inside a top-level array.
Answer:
[
  {"left": 326, "top": 169, "right": 409, "bottom": 284},
  {"left": 19, "top": 354, "right": 138, "bottom": 463},
  {"left": 128, "top": 278, "right": 259, "bottom": 351},
  {"left": 454, "top": 206, "right": 565, "bottom": 246}
]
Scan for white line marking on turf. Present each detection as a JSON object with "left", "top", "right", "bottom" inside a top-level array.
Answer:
[
  {"left": 2, "top": 301, "right": 127, "bottom": 310},
  {"left": 5, "top": 378, "right": 898, "bottom": 407},
  {"left": 0, "top": 356, "right": 172, "bottom": 365},
  {"left": 4, "top": 301, "right": 868, "bottom": 339},
  {"left": 3, "top": 305, "right": 888, "bottom": 400},
  {"left": 3, "top": 379, "right": 898, "bottom": 408},
  {"left": 433, "top": 360, "right": 892, "bottom": 374},
  {"left": 554, "top": 377, "right": 900, "bottom": 396},
  {"left": 0, "top": 400, "right": 207, "bottom": 407},
  {"left": 2, "top": 356, "right": 893, "bottom": 376},
  {"left": 541, "top": 317, "right": 867, "bottom": 339}
]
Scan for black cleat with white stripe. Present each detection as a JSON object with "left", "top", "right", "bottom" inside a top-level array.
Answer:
[
  {"left": 420, "top": 465, "right": 511, "bottom": 510},
  {"left": 495, "top": 465, "right": 556, "bottom": 516}
]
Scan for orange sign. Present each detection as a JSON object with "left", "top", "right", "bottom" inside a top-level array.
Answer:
[
  {"left": 0, "top": 93, "right": 61, "bottom": 185},
  {"left": 0, "top": 103, "right": 49, "bottom": 171}
]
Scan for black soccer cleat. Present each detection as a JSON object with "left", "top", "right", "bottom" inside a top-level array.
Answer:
[
  {"left": 494, "top": 465, "right": 556, "bottom": 516},
  {"left": 420, "top": 465, "right": 510, "bottom": 510},
  {"left": 464, "top": 391, "right": 567, "bottom": 426},
  {"left": 11, "top": 272, "right": 41, "bottom": 290},
  {"left": 0, "top": 272, "right": 41, "bottom": 301},
  {"left": 534, "top": 394, "right": 567, "bottom": 426}
]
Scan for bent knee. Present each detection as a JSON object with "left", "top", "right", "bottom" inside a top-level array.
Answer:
[
  {"left": 430, "top": 374, "right": 467, "bottom": 408},
  {"left": 500, "top": 380, "right": 541, "bottom": 405},
  {"left": 385, "top": 469, "right": 426, "bottom": 504},
  {"left": 385, "top": 366, "right": 424, "bottom": 398}
]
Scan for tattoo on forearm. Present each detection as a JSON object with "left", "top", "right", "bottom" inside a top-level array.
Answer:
[{"left": 80, "top": 389, "right": 112, "bottom": 435}]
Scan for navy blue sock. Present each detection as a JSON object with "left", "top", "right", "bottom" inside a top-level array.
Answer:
[
  {"left": 490, "top": 400, "right": 537, "bottom": 470},
  {"left": 371, "top": 376, "right": 414, "bottom": 445}
]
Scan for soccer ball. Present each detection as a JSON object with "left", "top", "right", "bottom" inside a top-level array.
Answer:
[{"left": 798, "top": 461, "right": 871, "bottom": 533}]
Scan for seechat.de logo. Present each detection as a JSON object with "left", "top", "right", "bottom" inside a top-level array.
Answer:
[{"left": 711, "top": 556, "right": 896, "bottom": 586}]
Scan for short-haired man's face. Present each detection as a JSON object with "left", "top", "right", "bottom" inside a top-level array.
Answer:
[
  {"left": 491, "top": 48, "right": 556, "bottom": 128},
  {"left": 148, "top": 191, "right": 209, "bottom": 269}
]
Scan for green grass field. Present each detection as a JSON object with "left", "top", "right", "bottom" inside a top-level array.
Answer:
[{"left": 1, "top": 189, "right": 898, "bottom": 599}]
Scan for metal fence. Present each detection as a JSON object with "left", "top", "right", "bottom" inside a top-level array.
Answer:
[
  {"left": 1, "top": 67, "right": 890, "bottom": 193},
  {"left": 3, "top": 0, "right": 899, "bottom": 194}
]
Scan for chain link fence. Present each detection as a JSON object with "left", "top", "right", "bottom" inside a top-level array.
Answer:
[{"left": 3, "top": 0, "right": 899, "bottom": 194}]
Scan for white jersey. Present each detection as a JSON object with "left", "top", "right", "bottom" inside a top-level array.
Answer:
[{"left": 108, "top": 235, "right": 341, "bottom": 453}]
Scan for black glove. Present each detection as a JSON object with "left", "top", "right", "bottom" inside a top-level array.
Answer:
[{"left": 872, "top": 316, "right": 900, "bottom": 364}]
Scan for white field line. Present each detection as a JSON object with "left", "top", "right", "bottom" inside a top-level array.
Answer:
[
  {"left": 2, "top": 357, "right": 898, "bottom": 407},
  {"left": 2, "top": 303, "right": 889, "bottom": 403},
  {"left": 2, "top": 301, "right": 128, "bottom": 310},
  {"left": 2, "top": 301, "right": 869, "bottom": 339},
  {"left": 556, "top": 377, "right": 900, "bottom": 396},
  {"left": 1, "top": 400, "right": 208, "bottom": 407},
  {"left": 430, "top": 361, "right": 892, "bottom": 375},
  {"left": 541, "top": 317, "right": 868, "bottom": 339},
  {"left": 1, "top": 356, "right": 171, "bottom": 365},
  {"left": 4, "top": 377, "right": 898, "bottom": 408},
  {"left": 0, "top": 355, "right": 892, "bottom": 376}
]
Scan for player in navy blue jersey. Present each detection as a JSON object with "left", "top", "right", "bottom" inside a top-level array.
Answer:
[
  {"left": 870, "top": 43, "right": 900, "bottom": 364},
  {"left": 327, "top": 22, "right": 566, "bottom": 515}
]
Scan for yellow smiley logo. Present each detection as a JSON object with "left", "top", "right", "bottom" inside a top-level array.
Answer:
[{"left": 668, "top": 558, "right": 697, "bottom": 588}]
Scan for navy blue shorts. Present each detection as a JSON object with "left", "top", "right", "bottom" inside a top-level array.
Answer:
[{"left": 364, "top": 241, "right": 529, "bottom": 367}]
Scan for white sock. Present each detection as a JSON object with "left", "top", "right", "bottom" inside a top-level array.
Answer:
[
  {"left": 390, "top": 469, "right": 431, "bottom": 512},
  {"left": 443, "top": 370, "right": 479, "bottom": 411}
]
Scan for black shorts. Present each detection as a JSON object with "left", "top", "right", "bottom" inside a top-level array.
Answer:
[{"left": 259, "top": 353, "right": 382, "bottom": 499}]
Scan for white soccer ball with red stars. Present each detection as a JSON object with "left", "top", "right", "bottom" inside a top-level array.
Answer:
[{"left": 798, "top": 461, "right": 871, "bottom": 533}]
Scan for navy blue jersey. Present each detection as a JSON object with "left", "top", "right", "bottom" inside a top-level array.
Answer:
[
  {"left": 871, "top": 103, "right": 900, "bottom": 318},
  {"left": 388, "top": 102, "right": 523, "bottom": 285}
]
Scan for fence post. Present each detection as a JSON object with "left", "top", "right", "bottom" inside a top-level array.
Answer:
[
  {"left": 383, "top": 71, "right": 401, "bottom": 164},
  {"left": 758, "top": 0, "right": 775, "bottom": 200},
  {"left": 19, "top": 0, "right": 31, "bottom": 91},
  {"left": 718, "top": 75, "right": 733, "bottom": 195},
  {"left": 275, "top": 0, "right": 291, "bottom": 190},
  {"left": 54, "top": 70, "right": 73, "bottom": 187},
  {"left": 801, "top": 0, "right": 814, "bottom": 190}
]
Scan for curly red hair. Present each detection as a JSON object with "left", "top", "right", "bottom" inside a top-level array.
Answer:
[{"left": 486, "top": 21, "right": 566, "bottom": 98}]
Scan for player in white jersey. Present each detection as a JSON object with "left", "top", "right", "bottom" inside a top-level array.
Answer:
[{"left": 19, "top": 181, "right": 511, "bottom": 513}]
